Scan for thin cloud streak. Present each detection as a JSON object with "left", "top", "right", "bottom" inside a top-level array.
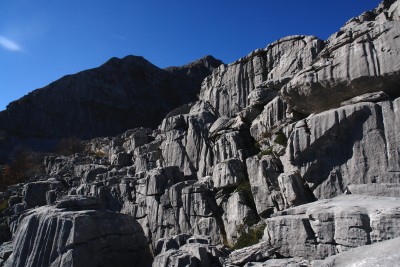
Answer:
[{"left": 0, "top": 36, "right": 22, "bottom": 52}]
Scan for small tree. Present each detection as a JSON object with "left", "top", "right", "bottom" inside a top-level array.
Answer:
[{"left": 0, "top": 149, "right": 45, "bottom": 191}]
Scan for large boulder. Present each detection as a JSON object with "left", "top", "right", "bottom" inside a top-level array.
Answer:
[
  {"left": 4, "top": 196, "right": 152, "bottom": 267},
  {"left": 263, "top": 195, "right": 400, "bottom": 260},
  {"left": 313, "top": 236, "right": 400, "bottom": 267}
]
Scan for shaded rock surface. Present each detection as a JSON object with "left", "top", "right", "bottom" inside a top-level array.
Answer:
[
  {"left": 0, "top": 55, "right": 222, "bottom": 140},
  {"left": 283, "top": 98, "right": 400, "bottom": 199},
  {"left": 1, "top": 1, "right": 400, "bottom": 267},
  {"left": 4, "top": 196, "right": 152, "bottom": 267}
]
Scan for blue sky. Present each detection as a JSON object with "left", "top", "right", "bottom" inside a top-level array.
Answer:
[{"left": 0, "top": 0, "right": 381, "bottom": 111}]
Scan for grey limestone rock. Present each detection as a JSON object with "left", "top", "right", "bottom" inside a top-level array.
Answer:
[
  {"left": 250, "top": 97, "right": 291, "bottom": 142},
  {"left": 277, "top": 173, "right": 315, "bottom": 209},
  {"left": 159, "top": 101, "right": 217, "bottom": 178},
  {"left": 340, "top": 91, "right": 390, "bottom": 106},
  {"left": 242, "top": 258, "right": 307, "bottom": 267},
  {"left": 199, "top": 35, "right": 324, "bottom": 117},
  {"left": 283, "top": 98, "right": 400, "bottom": 199},
  {"left": 212, "top": 159, "right": 246, "bottom": 189},
  {"left": 347, "top": 183, "right": 400, "bottom": 197},
  {"left": 281, "top": 0, "right": 400, "bottom": 114},
  {"left": 4, "top": 196, "right": 152, "bottom": 267},
  {"left": 23, "top": 179, "right": 65, "bottom": 208},
  {"left": 313, "top": 236, "right": 400, "bottom": 267},
  {"left": 263, "top": 195, "right": 400, "bottom": 260},
  {"left": 221, "top": 192, "right": 258, "bottom": 245},
  {"left": 153, "top": 249, "right": 201, "bottom": 267},
  {"left": 153, "top": 236, "right": 228, "bottom": 267},
  {"left": 227, "top": 241, "right": 275, "bottom": 266},
  {"left": 246, "top": 155, "right": 284, "bottom": 217}
]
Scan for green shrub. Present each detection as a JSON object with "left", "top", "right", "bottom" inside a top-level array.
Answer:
[
  {"left": 258, "top": 147, "right": 273, "bottom": 158},
  {"left": 236, "top": 181, "right": 257, "bottom": 217},
  {"left": 274, "top": 131, "right": 287, "bottom": 146},
  {"left": 262, "top": 131, "right": 272, "bottom": 139},
  {"left": 0, "top": 200, "right": 8, "bottom": 213},
  {"left": 233, "top": 223, "right": 266, "bottom": 249}
]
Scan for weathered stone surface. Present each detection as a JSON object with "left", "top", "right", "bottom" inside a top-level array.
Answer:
[
  {"left": 281, "top": 1, "right": 400, "bottom": 114},
  {"left": 110, "top": 152, "right": 132, "bottom": 167},
  {"left": 159, "top": 101, "right": 217, "bottom": 178},
  {"left": 153, "top": 249, "right": 201, "bottom": 267},
  {"left": 246, "top": 155, "right": 283, "bottom": 217},
  {"left": 23, "top": 179, "right": 65, "bottom": 208},
  {"left": 145, "top": 167, "right": 184, "bottom": 196},
  {"left": 263, "top": 195, "right": 400, "bottom": 260},
  {"left": 227, "top": 241, "right": 274, "bottom": 266},
  {"left": 243, "top": 258, "right": 307, "bottom": 267},
  {"left": 4, "top": 196, "right": 152, "bottom": 267},
  {"left": 221, "top": 192, "right": 257, "bottom": 245},
  {"left": 347, "top": 183, "right": 400, "bottom": 197},
  {"left": 74, "top": 164, "right": 109, "bottom": 184},
  {"left": 248, "top": 88, "right": 278, "bottom": 107},
  {"left": 134, "top": 140, "right": 163, "bottom": 173},
  {"left": 283, "top": 98, "right": 400, "bottom": 199},
  {"left": 152, "top": 235, "right": 228, "bottom": 267},
  {"left": 313, "top": 236, "right": 400, "bottom": 267},
  {"left": 199, "top": 35, "right": 324, "bottom": 117},
  {"left": 212, "top": 159, "right": 246, "bottom": 189},
  {"left": 340, "top": 91, "right": 390, "bottom": 106},
  {"left": 278, "top": 173, "right": 315, "bottom": 209},
  {"left": 250, "top": 97, "right": 290, "bottom": 142}
]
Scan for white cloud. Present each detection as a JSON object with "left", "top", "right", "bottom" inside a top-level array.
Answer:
[{"left": 0, "top": 36, "right": 22, "bottom": 52}]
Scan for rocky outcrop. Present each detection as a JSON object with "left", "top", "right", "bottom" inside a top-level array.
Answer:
[
  {"left": 153, "top": 235, "right": 229, "bottom": 267},
  {"left": 4, "top": 196, "right": 152, "bottom": 267},
  {"left": 1, "top": 1, "right": 400, "bottom": 267},
  {"left": 0, "top": 55, "right": 222, "bottom": 140},
  {"left": 313, "top": 236, "right": 400, "bottom": 267},
  {"left": 283, "top": 98, "right": 400, "bottom": 199},
  {"left": 281, "top": 0, "right": 400, "bottom": 114},
  {"left": 199, "top": 35, "right": 324, "bottom": 117},
  {"left": 263, "top": 195, "right": 400, "bottom": 260}
]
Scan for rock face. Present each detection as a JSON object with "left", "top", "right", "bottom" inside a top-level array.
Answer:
[
  {"left": 0, "top": 55, "right": 222, "bottom": 139},
  {"left": 283, "top": 98, "right": 400, "bottom": 199},
  {"left": 313, "top": 236, "right": 400, "bottom": 267},
  {"left": 4, "top": 196, "right": 152, "bottom": 267},
  {"left": 199, "top": 35, "right": 324, "bottom": 117},
  {"left": 263, "top": 195, "right": 400, "bottom": 260},
  {"left": 1, "top": 1, "right": 400, "bottom": 267},
  {"left": 281, "top": 0, "right": 400, "bottom": 114}
]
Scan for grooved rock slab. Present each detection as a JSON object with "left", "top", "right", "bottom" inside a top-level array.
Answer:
[
  {"left": 199, "top": 35, "right": 324, "bottom": 117},
  {"left": 159, "top": 101, "right": 217, "bottom": 178},
  {"left": 283, "top": 98, "right": 400, "bottom": 199},
  {"left": 4, "top": 196, "right": 152, "bottom": 267},
  {"left": 263, "top": 195, "right": 400, "bottom": 260},
  {"left": 313, "top": 236, "right": 400, "bottom": 267}
]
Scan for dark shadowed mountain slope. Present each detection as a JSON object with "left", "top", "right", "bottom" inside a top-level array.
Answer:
[{"left": 0, "top": 55, "right": 222, "bottom": 139}]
